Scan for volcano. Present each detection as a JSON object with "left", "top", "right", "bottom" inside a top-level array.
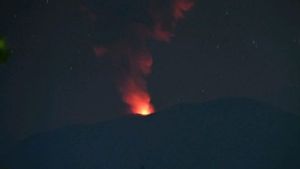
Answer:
[{"left": 3, "top": 98, "right": 300, "bottom": 169}]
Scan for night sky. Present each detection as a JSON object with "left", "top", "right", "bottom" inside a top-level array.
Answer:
[{"left": 0, "top": 0, "right": 300, "bottom": 139}]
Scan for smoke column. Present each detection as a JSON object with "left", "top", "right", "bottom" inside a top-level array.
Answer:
[{"left": 83, "top": 0, "right": 195, "bottom": 115}]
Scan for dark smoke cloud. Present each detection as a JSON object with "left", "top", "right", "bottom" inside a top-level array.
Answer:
[{"left": 81, "top": 0, "right": 195, "bottom": 114}]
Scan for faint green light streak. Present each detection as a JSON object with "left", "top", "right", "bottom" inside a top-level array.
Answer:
[{"left": 0, "top": 35, "right": 10, "bottom": 64}]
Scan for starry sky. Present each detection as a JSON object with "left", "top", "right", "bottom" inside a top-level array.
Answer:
[{"left": 0, "top": 0, "right": 299, "bottom": 139}]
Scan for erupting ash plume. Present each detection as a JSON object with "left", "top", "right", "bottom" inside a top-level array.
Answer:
[{"left": 83, "top": 0, "right": 195, "bottom": 116}]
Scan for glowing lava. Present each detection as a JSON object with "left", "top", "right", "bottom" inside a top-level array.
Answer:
[
  {"left": 126, "top": 88, "right": 154, "bottom": 116},
  {"left": 134, "top": 103, "right": 154, "bottom": 116},
  {"left": 117, "top": 48, "right": 155, "bottom": 117}
]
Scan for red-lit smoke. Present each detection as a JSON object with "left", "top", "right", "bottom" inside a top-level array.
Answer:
[{"left": 86, "top": 0, "right": 195, "bottom": 116}]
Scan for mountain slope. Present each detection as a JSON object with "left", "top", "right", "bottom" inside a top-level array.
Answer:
[{"left": 5, "top": 98, "right": 300, "bottom": 169}]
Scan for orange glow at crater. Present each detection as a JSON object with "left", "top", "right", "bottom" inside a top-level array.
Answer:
[
  {"left": 121, "top": 84, "right": 155, "bottom": 116},
  {"left": 134, "top": 103, "right": 154, "bottom": 116}
]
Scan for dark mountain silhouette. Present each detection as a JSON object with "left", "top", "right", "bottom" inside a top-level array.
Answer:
[{"left": 3, "top": 98, "right": 300, "bottom": 169}]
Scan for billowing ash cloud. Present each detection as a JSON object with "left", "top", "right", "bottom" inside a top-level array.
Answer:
[{"left": 82, "top": 0, "right": 195, "bottom": 115}]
